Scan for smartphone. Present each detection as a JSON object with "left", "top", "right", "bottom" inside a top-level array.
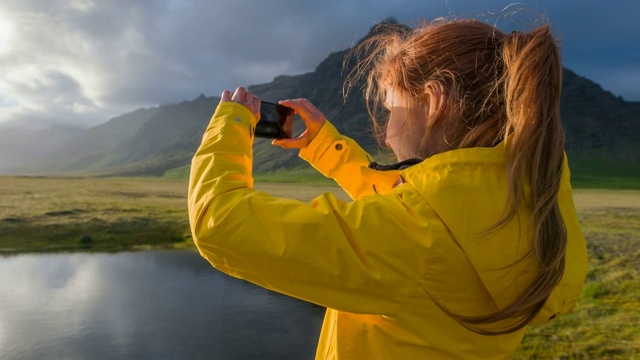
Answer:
[{"left": 255, "top": 101, "right": 294, "bottom": 139}]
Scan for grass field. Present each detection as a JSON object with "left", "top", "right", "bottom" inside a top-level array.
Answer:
[
  {"left": 0, "top": 176, "right": 638, "bottom": 358},
  {"left": 0, "top": 177, "right": 192, "bottom": 253},
  {"left": 0, "top": 177, "right": 349, "bottom": 254}
]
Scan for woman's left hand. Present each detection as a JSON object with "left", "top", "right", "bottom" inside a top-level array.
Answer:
[
  {"left": 272, "top": 98, "right": 326, "bottom": 149},
  {"left": 220, "top": 87, "right": 261, "bottom": 122}
]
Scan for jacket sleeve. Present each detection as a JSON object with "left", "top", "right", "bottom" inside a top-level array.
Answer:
[
  {"left": 299, "top": 121, "right": 378, "bottom": 200},
  {"left": 188, "top": 102, "right": 431, "bottom": 316}
]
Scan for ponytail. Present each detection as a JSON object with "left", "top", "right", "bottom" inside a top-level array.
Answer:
[{"left": 457, "top": 25, "right": 568, "bottom": 334}]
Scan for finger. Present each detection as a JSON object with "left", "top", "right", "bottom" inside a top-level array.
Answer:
[
  {"left": 231, "top": 87, "right": 246, "bottom": 103},
  {"left": 244, "top": 90, "right": 254, "bottom": 105},
  {"left": 252, "top": 96, "right": 261, "bottom": 121},
  {"left": 221, "top": 90, "right": 232, "bottom": 102},
  {"left": 278, "top": 99, "right": 305, "bottom": 113},
  {"left": 280, "top": 98, "right": 313, "bottom": 110},
  {"left": 272, "top": 131, "right": 311, "bottom": 149},
  {"left": 271, "top": 138, "right": 288, "bottom": 148},
  {"left": 279, "top": 99, "right": 322, "bottom": 122},
  {"left": 272, "top": 138, "right": 304, "bottom": 149},
  {"left": 245, "top": 90, "right": 258, "bottom": 110},
  {"left": 242, "top": 90, "right": 260, "bottom": 119}
]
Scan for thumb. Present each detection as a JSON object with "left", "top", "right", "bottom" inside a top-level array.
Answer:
[
  {"left": 272, "top": 139, "right": 298, "bottom": 149},
  {"left": 272, "top": 134, "right": 310, "bottom": 149}
]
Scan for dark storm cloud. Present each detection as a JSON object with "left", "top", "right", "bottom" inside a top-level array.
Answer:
[{"left": 0, "top": 0, "right": 638, "bottom": 128}]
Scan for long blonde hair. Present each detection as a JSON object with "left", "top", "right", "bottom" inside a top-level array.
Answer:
[{"left": 347, "top": 19, "right": 567, "bottom": 334}]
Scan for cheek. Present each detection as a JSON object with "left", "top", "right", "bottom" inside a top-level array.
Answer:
[
  {"left": 386, "top": 111, "right": 402, "bottom": 136},
  {"left": 384, "top": 116, "right": 397, "bottom": 144},
  {"left": 385, "top": 113, "right": 405, "bottom": 150},
  {"left": 384, "top": 128, "right": 393, "bottom": 148}
]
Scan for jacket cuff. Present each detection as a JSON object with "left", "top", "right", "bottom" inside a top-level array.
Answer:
[
  {"left": 217, "top": 101, "right": 258, "bottom": 127},
  {"left": 299, "top": 121, "right": 348, "bottom": 177},
  {"left": 202, "top": 102, "right": 257, "bottom": 142}
]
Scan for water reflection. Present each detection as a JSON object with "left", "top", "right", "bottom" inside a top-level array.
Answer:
[{"left": 0, "top": 251, "right": 324, "bottom": 360}]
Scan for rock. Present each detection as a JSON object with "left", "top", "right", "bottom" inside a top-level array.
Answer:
[{"left": 79, "top": 234, "right": 93, "bottom": 245}]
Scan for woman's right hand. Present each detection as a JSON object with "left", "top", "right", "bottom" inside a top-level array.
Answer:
[
  {"left": 272, "top": 98, "right": 326, "bottom": 149},
  {"left": 220, "top": 87, "right": 261, "bottom": 122}
]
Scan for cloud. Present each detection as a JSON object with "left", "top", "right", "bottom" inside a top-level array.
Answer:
[
  {"left": 1, "top": 66, "right": 101, "bottom": 128},
  {"left": 0, "top": 0, "right": 638, "bottom": 129}
]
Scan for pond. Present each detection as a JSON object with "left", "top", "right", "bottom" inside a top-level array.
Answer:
[{"left": 0, "top": 251, "right": 324, "bottom": 360}]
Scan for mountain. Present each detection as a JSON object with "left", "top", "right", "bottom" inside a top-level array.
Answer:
[
  {"left": 33, "top": 107, "right": 160, "bottom": 173},
  {"left": 13, "top": 31, "right": 640, "bottom": 180},
  {"left": 561, "top": 69, "right": 640, "bottom": 177}
]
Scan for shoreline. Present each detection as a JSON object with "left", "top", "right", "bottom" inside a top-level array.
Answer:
[
  {"left": 0, "top": 177, "right": 350, "bottom": 255},
  {"left": 0, "top": 241, "right": 197, "bottom": 257}
]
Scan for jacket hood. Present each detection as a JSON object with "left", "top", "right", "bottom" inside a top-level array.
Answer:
[{"left": 399, "top": 144, "right": 588, "bottom": 325}]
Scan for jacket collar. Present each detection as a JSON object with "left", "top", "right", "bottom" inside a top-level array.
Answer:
[{"left": 368, "top": 158, "right": 424, "bottom": 171}]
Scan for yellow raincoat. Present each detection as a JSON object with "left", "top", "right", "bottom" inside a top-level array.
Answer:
[{"left": 188, "top": 102, "right": 588, "bottom": 359}]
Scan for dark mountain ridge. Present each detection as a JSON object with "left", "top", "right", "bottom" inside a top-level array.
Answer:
[
  {"left": 15, "top": 31, "right": 640, "bottom": 180},
  {"left": 560, "top": 70, "right": 640, "bottom": 177}
]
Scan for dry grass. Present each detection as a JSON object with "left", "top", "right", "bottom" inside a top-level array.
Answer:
[
  {"left": 515, "top": 189, "right": 640, "bottom": 359},
  {"left": 0, "top": 176, "right": 191, "bottom": 253}
]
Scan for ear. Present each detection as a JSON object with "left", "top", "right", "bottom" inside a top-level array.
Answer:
[{"left": 424, "top": 81, "right": 446, "bottom": 127}]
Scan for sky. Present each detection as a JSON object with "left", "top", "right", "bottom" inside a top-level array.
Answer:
[{"left": 0, "top": 0, "right": 638, "bottom": 130}]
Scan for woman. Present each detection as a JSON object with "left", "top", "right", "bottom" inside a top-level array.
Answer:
[{"left": 188, "top": 19, "right": 588, "bottom": 359}]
